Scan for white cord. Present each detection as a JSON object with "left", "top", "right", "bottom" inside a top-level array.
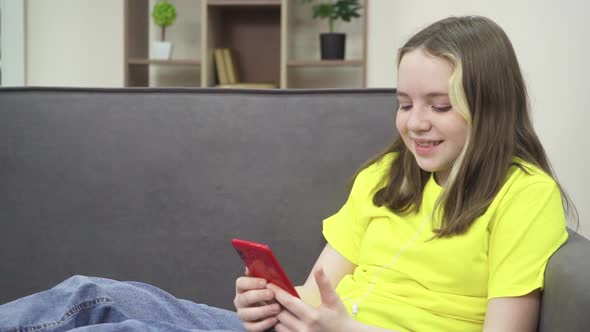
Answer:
[
  {"left": 351, "top": 303, "right": 359, "bottom": 316},
  {"left": 348, "top": 213, "right": 432, "bottom": 318}
]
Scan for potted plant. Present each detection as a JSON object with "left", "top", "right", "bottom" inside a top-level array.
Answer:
[
  {"left": 302, "top": 0, "right": 362, "bottom": 60},
  {"left": 151, "top": 1, "right": 177, "bottom": 60}
]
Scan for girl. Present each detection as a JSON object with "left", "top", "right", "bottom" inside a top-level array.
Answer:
[{"left": 234, "top": 16, "right": 573, "bottom": 332}]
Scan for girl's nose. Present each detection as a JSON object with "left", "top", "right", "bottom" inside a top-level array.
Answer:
[{"left": 406, "top": 107, "right": 431, "bottom": 132}]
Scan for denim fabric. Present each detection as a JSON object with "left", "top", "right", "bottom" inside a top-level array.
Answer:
[{"left": 0, "top": 276, "right": 246, "bottom": 332}]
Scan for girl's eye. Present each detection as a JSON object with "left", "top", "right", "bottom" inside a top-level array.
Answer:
[
  {"left": 433, "top": 105, "right": 452, "bottom": 112},
  {"left": 399, "top": 105, "right": 413, "bottom": 111}
]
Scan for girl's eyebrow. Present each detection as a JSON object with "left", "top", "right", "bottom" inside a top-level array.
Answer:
[
  {"left": 426, "top": 92, "right": 449, "bottom": 98},
  {"left": 397, "top": 91, "right": 449, "bottom": 98}
]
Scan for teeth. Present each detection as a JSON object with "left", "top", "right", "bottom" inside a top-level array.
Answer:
[{"left": 416, "top": 141, "right": 439, "bottom": 147}]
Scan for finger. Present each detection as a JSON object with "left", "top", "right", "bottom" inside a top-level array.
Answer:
[
  {"left": 258, "top": 298, "right": 278, "bottom": 307},
  {"left": 314, "top": 268, "right": 339, "bottom": 306},
  {"left": 274, "top": 322, "right": 295, "bottom": 332},
  {"left": 237, "top": 302, "right": 281, "bottom": 322},
  {"left": 267, "top": 284, "right": 314, "bottom": 321},
  {"left": 242, "top": 316, "right": 278, "bottom": 332},
  {"left": 236, "top": 276, "right": 267, "bottom": 294},
  {"left": 235, "top": 289, "right": 275, "bottom": 308},
  {"left": 276, "top": 308, "right": 305, "bottom": 331}
]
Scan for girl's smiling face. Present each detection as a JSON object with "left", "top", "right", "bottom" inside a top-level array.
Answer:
[{"left": 396, "top": 49, "right": 469, "bottom": 186}]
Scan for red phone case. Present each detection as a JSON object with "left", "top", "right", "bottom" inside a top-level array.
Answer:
[{"left": 231, "top": 238, "right": 300, "bottom": 298}]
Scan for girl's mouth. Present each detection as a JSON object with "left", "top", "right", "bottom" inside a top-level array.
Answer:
[{"left": 414, "top": 140, "right": 443, "bottom": 154}]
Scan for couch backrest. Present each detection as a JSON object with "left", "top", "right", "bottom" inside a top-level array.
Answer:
[{"left": 0, "top": 88, "right": 397, "bottom": 309}]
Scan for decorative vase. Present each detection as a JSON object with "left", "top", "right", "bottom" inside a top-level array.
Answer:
[
  {"left": 320, "top": 33, "right": 346, "bottom": 60},
  {"left": 151, "top": 41, "right": 173, "bottom": 60}
]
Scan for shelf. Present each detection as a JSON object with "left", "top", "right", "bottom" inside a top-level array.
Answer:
[
  {"left": 206, "top": 5, "right": 281, "bottom": 87},
  {"left": 207, "top": 0, "right": 281, "bottom": 6},
  {"left": 287, "top": 60, "right": 364, "bottom": 67},
  {"left": 128, "top": 58, "right": 201, "bottom": 66},
  {"left": 124, "top": 0, "right": 367, "bottom": 88}
]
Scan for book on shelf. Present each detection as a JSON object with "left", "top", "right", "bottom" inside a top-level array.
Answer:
[
  {"left": 215, "top": 47, "right": 277, "bottom": 89},
  {"left": 222, "top": 48, "right": 238, "bottom": 84},
  {"left": 214, "top": 48, "right": 229, "bottom": 85}
]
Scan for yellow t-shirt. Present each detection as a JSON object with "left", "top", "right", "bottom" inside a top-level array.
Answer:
[{"left": 323, "top": 153, "right": 568, "bottom": 332}]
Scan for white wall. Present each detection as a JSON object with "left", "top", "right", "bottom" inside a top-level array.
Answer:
[
  {"left": 0, "top": 0, "right": 26, "bottom": 86},
  {"left": 367, "top": 0, "right": 590, "bottom": 238},
  {"left": 26, "top": 0, "right": 124, "bottom": 87}
]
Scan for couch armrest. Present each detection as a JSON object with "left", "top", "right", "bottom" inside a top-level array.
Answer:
[{"left": 539, "top": 228, "right": 590, "bottom": 331}]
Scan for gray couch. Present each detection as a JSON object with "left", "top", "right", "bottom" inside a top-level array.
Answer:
[{"left": 0, "top": 87, "right": 588, "bottom": 331}]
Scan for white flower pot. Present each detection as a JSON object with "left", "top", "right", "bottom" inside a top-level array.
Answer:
[{"left": 151, "top": 41, "right": 173, "bottom": 60}]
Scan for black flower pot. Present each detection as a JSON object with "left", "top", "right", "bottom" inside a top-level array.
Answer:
[{"left": 320, "top": 33, "right": 346, "bottom": 60}]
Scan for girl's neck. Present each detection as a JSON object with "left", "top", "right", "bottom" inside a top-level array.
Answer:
[{"left": 434, "top": 170, "right": 450, "bottom": 187}]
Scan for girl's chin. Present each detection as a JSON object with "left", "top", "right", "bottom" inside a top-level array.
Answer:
[
  {"left": 413, "top": 158, "right": 440, "bottom": 173},
  {"left": 414, "top": 158, "right": 450, "bottom": 175}
]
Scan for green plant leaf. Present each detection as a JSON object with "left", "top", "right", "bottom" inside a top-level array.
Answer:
[
  {"left": 302, "top": 0, "right": 361, "bottom": 32},
  {"left": 152, "top": 1, "right": 177, "bottom": 28},
  {"left": 312, "top": 3, "right": 335, "bottom": 19}
]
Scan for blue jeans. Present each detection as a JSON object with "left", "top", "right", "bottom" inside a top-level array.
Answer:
[{"left": 0, "top": 275, "right": 246, "bottom": 332}]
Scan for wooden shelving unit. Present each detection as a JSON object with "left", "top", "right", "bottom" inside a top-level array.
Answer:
[
  {"left": 287, "top": 60, "right": 364, "bottom": 67},
  {"left": 202, "top": 1, "right": 282, "bottom": 87},
  {"left": 124, "top": 0, "right": 367, "bottom": 88},
  {"left": 128, "top": 59, "right": 201, "bottom": 66},
  {"left": 207, "top": 0, "right": 281, "bottom": 6}
]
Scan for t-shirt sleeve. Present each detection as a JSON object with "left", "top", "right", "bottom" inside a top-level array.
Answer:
[
  {"left": 322, "top": 165, "right": 383, "bottom": 265},
  {"left": 487, "top": 180, "right": 568, "bottom": 299}
]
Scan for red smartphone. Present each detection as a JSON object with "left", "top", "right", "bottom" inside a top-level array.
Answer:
[{"left": 231, "top": 238, "right": 300, "bottom": 298}]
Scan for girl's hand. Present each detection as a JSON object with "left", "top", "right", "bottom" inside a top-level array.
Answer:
[
  {"left": 268, "top": 268, "right": 353, "bottom": 332},
  {"left": 234, "top": 272, "right": 282, "bottom": 332}
]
